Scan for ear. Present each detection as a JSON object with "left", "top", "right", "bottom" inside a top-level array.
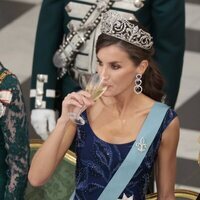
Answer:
[{"left": 136, "top": 60, "right": 148, "bottom": 75}]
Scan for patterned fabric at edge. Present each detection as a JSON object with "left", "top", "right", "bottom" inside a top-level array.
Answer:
[
  {"left": 0, "top": 64, "right": 29, "bottom": 200},
  {"left": 74, "top": 108, "right": 177, "bottom": 200}
]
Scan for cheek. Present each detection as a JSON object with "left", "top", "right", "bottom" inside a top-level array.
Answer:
[
  {"left": 116, "top": 72, "right": 134, "bottom": 85},
  {"left": 109, "top": 73, "right": 134, "bottom": 92}
]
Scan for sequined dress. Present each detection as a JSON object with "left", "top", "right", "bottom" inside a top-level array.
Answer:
[
  {"left": 74, "top": 108, "right": 176, "bottom": 200},
  {"left": 0, "top": 64, "right": 29, "bottom": 200}
]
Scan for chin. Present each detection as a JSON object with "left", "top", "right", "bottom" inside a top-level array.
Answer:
[
  {"left": 102, "top": 91, "right": 111, "bottom": 97},
  {"left": 103, "top": 91, "right": 116, "bottom": 98}
]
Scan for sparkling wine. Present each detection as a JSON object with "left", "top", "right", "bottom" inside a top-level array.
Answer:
[{"left": 86, "top": 85, "right": 107, "bottom": 101}]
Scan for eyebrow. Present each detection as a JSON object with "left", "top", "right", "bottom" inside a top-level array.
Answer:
[{"left": 96, "top": 57, "right": 123, "bottom": 64}]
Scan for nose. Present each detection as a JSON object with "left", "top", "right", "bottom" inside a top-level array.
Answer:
[{"left": 100, "top": 66, "right": 109, "bottom": 81}]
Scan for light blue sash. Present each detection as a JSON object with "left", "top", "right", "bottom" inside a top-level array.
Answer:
[
  {"left": 71, "top": 102, "right": 169, "bottom": 200},
  {"left": 98, "top": 102, "right": 169, "bottom": 199}
]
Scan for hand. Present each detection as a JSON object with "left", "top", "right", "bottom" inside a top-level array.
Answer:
[
  {"left": 31, "top": 109, "right": 58, "bottom": 140},
  {"left": 61, "top": 91, "right": 94, "bottom": 121}
]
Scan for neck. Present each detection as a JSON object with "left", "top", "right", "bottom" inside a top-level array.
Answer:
[
  {"left": 106, "top": 89, "right": 142, "bottom": 117},
  {"left": 115, "top": 93, "right": 136, "bottom": 113}
]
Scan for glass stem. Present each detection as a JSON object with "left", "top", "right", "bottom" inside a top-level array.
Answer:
[{"left": 76, "top": 105, "right": 87, "bottom": 118}]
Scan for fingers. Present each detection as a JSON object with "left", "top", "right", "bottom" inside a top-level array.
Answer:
[
  {"left": 78, "top": 90, "right": 92, "bottom": 98},
  {"left": 78, "top": 91, "right": 94, "bottom": 107},
  {"left": 65, "top": 91, "right": 94, "bottom": 108}
]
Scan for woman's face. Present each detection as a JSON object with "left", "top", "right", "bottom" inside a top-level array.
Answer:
[{"left": 96, "top": 44, "right": 140, "bottom": 97}]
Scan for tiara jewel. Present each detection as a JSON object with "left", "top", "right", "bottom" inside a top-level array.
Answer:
[{"left": 100, "top": 11, "right": 153, "bottom": 50}]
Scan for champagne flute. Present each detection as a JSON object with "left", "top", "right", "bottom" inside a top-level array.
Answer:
[{"left": 68, "top": 73, "right": 107, "bottom": 125}]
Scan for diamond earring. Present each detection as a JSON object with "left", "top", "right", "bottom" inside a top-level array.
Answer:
[{"left": 134, "top": 74, "right": 143, "bottom": 94}]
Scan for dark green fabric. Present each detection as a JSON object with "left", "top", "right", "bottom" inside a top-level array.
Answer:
[
  {"left": 0, "top": 143, "right": 7, "bottom": 200},
  {"left": 25, "top": 147, "right": 75, "bottom": 200},
  {"left": 0, "top": 139, "right": 7, "bottom": 197},
  {"left": 0, "top": 64, "right": 29, "bottom": 200}
]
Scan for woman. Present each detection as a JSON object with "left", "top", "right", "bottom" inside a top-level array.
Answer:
[
  {"left": 28, "top": 11, "right": 180, "bottom": 200},
  {"left": 0, "top": 62, "right": 29, "bottom": 199}
]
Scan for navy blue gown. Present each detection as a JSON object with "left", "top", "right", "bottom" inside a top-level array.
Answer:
[{"left": 74, "top": 108, "right": 177, "bottom": 200}]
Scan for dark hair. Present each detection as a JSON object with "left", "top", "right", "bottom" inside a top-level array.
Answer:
[{"left": 96, "top": 22, "right": 165, "bottom": 102}]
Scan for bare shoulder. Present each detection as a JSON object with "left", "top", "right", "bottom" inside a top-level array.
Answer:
[
  {"left": 161, "top": 115, "right": 180, "bottom": 147},
  {"left": 166, "top": 115, "right": 180, "bottom": 130}
]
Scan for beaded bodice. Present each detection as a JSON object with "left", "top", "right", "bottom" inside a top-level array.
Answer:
[{"left": 74, "top": 109, "right": 176, "bottom": 200}]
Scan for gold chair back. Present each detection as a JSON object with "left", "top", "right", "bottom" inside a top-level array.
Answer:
[{"left": 146, "top": 189, "right": 199, "bottom": 200}]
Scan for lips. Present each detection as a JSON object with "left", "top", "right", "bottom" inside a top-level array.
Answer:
[{"left": 103, "top": 84, "right": 110, "bottom": 89}]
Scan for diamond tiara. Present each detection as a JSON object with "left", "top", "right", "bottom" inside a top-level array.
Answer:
[{"left": 100, "top": 11, "right": 153, "bottom": 50}]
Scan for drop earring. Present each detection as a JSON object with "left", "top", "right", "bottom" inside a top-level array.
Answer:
[{"left": 134, "top": 74, "right": 143, "bottom": 94}]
